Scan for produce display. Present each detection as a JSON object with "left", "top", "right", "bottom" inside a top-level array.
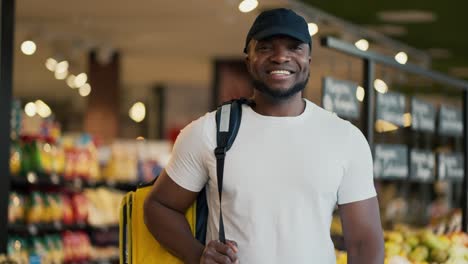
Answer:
[{"left": 335, "top": 225, "right": 468, "bottom": 264}]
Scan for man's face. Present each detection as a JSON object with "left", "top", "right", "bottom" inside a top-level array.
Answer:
[{"left": 245, "top": 35, "right": 311, "bottom": 99}]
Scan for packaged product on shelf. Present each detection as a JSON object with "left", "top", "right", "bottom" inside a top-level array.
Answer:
[
  {"left": 61, "top": 194, "right": 74, "bottom": 225},
  {"left": 44, "top": 235, "right": 63, "bottom": 264},
  {"left": 64, "top": 147, "right": 77, "bottom": 180},
  {"left": 8, "top": 192, "right": 25, "bottom": 223},
  {"left": 63, "top": 231, "right": 92, "bottom": 262},
  {"left": 7, "top": 236, "right": 28, "bottom": 264},
  {"left": 101, "top": 139, "right": 171, "bottom": 183},
  {"left": 85, "top": 188, "right": 125, "bottom": 226},
  {"left": 102, "top": 140, "right": 138, "bottom": 182},
  {"left": 91, "top": 246, "right": 119, "bottom": 262},
  {"left": 71, "top": 193, "right": 89, "bottom": 224},
  {"left": 26, "top": 192, "right": 45, "bottom": 224},
  {"left": 9, "top": 141, "right": 21, "bottom": 175},
  {"left": 30, "top": 237, "right": 47, "bottom": 262},
  {"left": 51, "top": 144, "right": 65, "bottom": 176},
  {"left": 75, "top": 148, "right": 91, "bottom": 180},
  {"left": 136, "top": 140, "right": 171, "bottom": 183},
  {"left": 62, "top": 133, "right": 100, "bottom": 181},
  {"left": 41, "top": 193, "right": 63, "bottom": 224}
]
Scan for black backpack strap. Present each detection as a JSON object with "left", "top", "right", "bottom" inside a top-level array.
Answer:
[{"left": 213, "top": 98, "right": 252, "bottom": 243}]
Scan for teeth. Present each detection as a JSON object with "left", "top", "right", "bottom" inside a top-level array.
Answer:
[{"left": 270, "top": 70, "right": 291, "bottom": 75}]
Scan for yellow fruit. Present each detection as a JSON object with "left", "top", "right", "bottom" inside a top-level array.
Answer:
[
  {"left": 406, "top": 235, "right": 420, "bottom": 248},
  {"left": 408, "top": 246, "right": 429, "bottom": 262},
  {"left": 387, "top": 231, "right": 404, "bottom": 243},
  {"left": 385, "top": 242, "right": 402, "bottom": 257}
]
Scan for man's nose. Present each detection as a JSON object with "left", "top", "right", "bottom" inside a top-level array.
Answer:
[{"left": 269, "top": 46, "right": 290, "bottom": 64}]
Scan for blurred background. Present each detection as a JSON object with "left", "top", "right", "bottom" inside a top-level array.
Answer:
[{"left": 1, "top": 0, "right": 468, "bottom": 263}]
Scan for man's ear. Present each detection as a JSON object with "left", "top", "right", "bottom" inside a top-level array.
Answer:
[{"left": 245, "top": 55, "right": 251, "bottom": 72}]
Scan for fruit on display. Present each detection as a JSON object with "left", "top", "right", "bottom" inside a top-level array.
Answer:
[
  {"left": 383, "top": 225, "right": 468, "bottom": 263},
  {"left": 335, "top": 224, "right": 468, "bottom": 263}
]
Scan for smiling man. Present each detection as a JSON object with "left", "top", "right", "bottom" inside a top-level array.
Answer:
[{"left": 144, "top": 8, "right": 384, "bottom": 264}]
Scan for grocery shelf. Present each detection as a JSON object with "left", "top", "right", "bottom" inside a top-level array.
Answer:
[
  {"left": 8, "top": 222, "right": 119, "bottom": 235},
  {"left": 10, "top": 171, "right": 139, "bottom": 192},
  {"left": 65, "top": 258, "right": 119, "bottom": 264},
  {"left": 90, "top": 256, "right": 119, "bottom": 264}
]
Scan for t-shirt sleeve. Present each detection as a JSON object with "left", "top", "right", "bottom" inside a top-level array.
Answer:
[
  {"left": 337, "top": 122, "right": 377, "bottom": 205},
  {"left": 165, "top": 114, "right": 211, "bottom": 192}
]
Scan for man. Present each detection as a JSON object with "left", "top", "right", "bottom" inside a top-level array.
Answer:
[{"left": 144, "top": 8, "right": 384, "bottom": 264}]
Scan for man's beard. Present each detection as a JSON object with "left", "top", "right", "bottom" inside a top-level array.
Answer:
[{"left": 251, "top": 74, "right": 309, "bottom": 100}]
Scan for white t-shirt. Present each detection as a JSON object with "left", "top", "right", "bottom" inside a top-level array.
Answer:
[{"left": 165, "top": 99, "right": 376, "bottom": 264}]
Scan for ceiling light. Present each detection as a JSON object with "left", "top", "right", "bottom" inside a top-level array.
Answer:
[
  {"left": 356, "top": 86, "right": 365, "bottom": 102},
  {"left": 377, "top": 10, "right": 436, "bottom": 23},
  {"left": 55, "top": 61, "right": 69, "bottom": 74},
  {"left": 54, "top": 70, "right": 68, "bottom": 80},
  {"left": 35, "top": 100, "right": 52, "bottom": 118},
  {"left": 238, "top": 0, "right": 258, "bottom": 13},
  {"left": 374, "top": 79, "right": 388, "bottom": 94},
  {"left": 308, "top": 23, "right": 319, "bottom": 36},
  {"left": 45, "top": 58, "right": 58, "bottom": 72},
  {"left": 66, "top": 75, "right": 77, "bottom": 88},
  {"left": 355, "top": 39, "right": 369, "bottom": 51},
  {"left": 395, "top": 51, "right": 408, "bottom": 64},
  {"left": 74, "top": 73, "right": 88, "bottom": 88},
  {"left": 129, "top": 102, "right": 146, "bottom": 123},
  {"left": 24, "top": 102, "right": 36, "bottom": 117},
  {"left": 79, "top": 83, "right": 92, "bottom": 97},
  {"left": 21, "top": 40, "right": 37, "bottom": 55}
]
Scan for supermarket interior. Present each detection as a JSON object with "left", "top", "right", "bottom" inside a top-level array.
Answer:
[{"left": 1, "top": 0, "right": 468, "bottom": 263}]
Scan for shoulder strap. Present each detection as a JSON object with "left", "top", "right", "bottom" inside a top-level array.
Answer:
[{"left": 214, "top": 98, "right": 253, "bottom": 243}]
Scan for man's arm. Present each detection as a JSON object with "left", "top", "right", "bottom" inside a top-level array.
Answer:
[
  {"left": 338, "top": 197, "right": 385, "bottom": 264},
  {"left": 144, "top": 170, "right": 239, "bottom": 264},
  {"left": 143, "top": 169, "right": 204, "bottom": 263}
]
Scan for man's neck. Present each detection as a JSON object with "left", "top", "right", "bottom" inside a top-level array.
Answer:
[{"left": 250, "top": 93, "right": 305, "bottom": 117}]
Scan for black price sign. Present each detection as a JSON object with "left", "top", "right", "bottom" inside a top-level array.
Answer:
[
  {"left": 438, "top": 153, "right": 464, "bottom": 180},
  {"left": 376, "top": 92, "right": 406, "bottom": 127},
  {"left": 410, "top": 149, "right": 435, "bottom": 181},
  {"left": 322, "top": 77, "right": 360, "bottom": 119},
  {"left": 411, "top": 98, "right": 436, "bottom": 133},
  {"left": 373, "top": 144, "right": 408, "bottom": 179},
  {"left": 438, "top": 105, "right": 463, "bottom": 137}
]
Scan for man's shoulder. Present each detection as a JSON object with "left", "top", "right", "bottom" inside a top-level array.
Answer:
[
  {"left": 304, "top": 99, "right": 351, "bottom": 131},
  {"left": 182, "top": 111, "right": 216, "bottom": 135}
]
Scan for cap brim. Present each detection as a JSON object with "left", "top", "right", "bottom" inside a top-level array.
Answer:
[{"left": 253, "top": 26, "right": 310, "bottom": 44}]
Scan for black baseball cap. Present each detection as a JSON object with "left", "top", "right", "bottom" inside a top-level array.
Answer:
[{"left": 244, "top": 8, "right": 312, "bottom": 53}]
